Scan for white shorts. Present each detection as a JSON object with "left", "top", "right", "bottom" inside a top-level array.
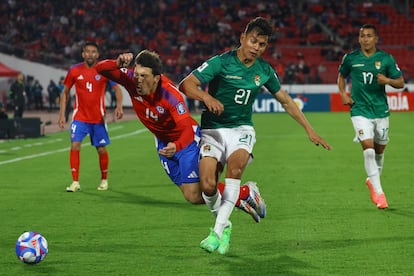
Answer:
[
  {"left": 351, "top": 116, "right": 389, "bottom": 145},
  {"left": 199, "top": 126, "right": 256, "bottom": 165}
]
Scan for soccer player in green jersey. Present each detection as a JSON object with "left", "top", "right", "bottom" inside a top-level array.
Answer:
[
  {"left": 338, "top": 24, "right": 405, "bottom": 209},
  {"left": 179, "top": 17, "right": 331, "bottom": 254}
]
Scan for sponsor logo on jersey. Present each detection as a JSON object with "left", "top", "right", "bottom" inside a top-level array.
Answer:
[
  {"left": 176, "top": 102, "right": 186, "bottom": 115},
  {"left": 95, "top": 75, "right": 102, "bottom": 81},
  {"left": 375, "top": 61, "right": 381, "bottom": 70},
  {"left": 352, "top": 64, "right": 365, "bottom": 67},
  {"left": 254, "top": 75, "right": 261, "bottom": 86},
  {"left": 225, "top": 75, "right": 242, "bottom": 80},
  {"left": 77, "top": 75, "right": 84, "bottom": 80},
  {"left": 156, "top": 105, "right": 165, "bottom": 114}
]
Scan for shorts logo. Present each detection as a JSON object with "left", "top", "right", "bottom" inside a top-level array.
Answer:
[
  {"left": 176, "top": 103, "right": 186, "bottom": 115},
  {"left": 202, "top": 145, "right": 211, "bottom": 152},
  {"left": 358, "top": 129, "right": 364, "bottom": 136}
]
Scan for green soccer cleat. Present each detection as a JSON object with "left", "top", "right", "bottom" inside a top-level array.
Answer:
[
  {"left": 217, "top": 222, "right": 232, "bottom": 255},
  {"left": 200, "top": 228, "right": 220, "bottom": 253}
]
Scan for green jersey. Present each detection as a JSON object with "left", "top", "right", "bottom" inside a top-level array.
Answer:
[
  {"left": 339, "top": 49, "right": 402, "bottom": 118},
  {"left": 193, "top": 50, "right": 281, "bottom": 129}
]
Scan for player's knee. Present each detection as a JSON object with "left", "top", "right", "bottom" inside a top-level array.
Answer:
[
  {"left": 183, "top": 191, "right": 204, "bottom": 205},
  {"left": 200, "top": 177, "right": 217, "bottom": 196}
]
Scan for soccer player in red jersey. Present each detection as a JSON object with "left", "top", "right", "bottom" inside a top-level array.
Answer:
[
  {"left": 58, "top": 42, "right": 124, "bottom": 192},
  {"left": 95, "top": 50, "right": 265, "bottom": 222}
]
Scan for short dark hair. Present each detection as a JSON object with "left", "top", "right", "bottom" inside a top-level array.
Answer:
[
  {"left": 360, "top": 24, "right": 378, "bottom": 36},
  {"left": 244, "top": 17, "right": 272, "bottom": 37},
  {"left": 83, "top": 41, "right": 99, "bottom": 51},
  {"left": 135, "top": 50, "right": 163, "bottom": 75}
]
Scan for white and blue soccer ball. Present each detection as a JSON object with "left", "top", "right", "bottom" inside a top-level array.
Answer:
[{"left": 15, "top": 231, "right": 48, "bottom": 264}]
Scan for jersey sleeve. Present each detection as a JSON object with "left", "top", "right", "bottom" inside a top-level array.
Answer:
[
  {"left": 192, "top": 55, "right": 222, "bottom": 84},
  {"left": 338, "top": 53, "right": 350, "bottom": 77},
  {"left": 387, "top": 54, "right": 403, "bottom": 79},
  {"left": 264, "top": 65, "right": 282, "bottom": 94},
  {"left": 95, "top": 60, "right": 131, "bottom": 88}
]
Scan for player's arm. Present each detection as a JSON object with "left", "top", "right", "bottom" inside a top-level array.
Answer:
[
  {"left": 112, "top": 83, "right": 123, "bottom": 120},
  {"left": 337, "top": 73, "right": 354, "bottom": 106},
  {"left": 377, "top": 74, "right": 404, "bottom": 89},
  {"left": 58, "top": 85, "right": 70, "bottom": 128},
  {"left": 158, "top": 117, "right": 196, "bottom": 158},
  {"left": 179, "top": 73, "right": 224, "bottom": 115},
  {"left": 274, "top": 89, "right": 332, "bottom": 150}
]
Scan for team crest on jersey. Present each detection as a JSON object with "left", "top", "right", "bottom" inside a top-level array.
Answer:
[
  {"left": 375, "top": 61, "right": 381, "bottom": 70},
  {"left": 176, "top": 102, "right": 187, "bottom": 115},
  {"left": 95, "top": 74, "right": 102, "bottom": 81},
  {"left": 254, "top": 75, "right": 261, "bottom": 86},
  {"left": 156, "top": 106, "right": 165, "bottom": 114}
]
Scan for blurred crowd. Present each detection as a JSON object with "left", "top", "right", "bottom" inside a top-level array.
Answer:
[{"left": 0, "top": 0, "right": 411, "bottom": 85}]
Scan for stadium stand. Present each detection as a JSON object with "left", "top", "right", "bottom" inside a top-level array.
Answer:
[{"left": 0, "top": 0, "right": 413, "bottom": 84}]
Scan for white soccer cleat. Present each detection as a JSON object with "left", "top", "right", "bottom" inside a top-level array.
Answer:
[
  {"left": 97, "top": 179, "right": 108, "bottom": 191},
  {"left": 245, "top": 181, "right": 266, "bottom": 218},
  {"left": 66, "top": 181, "right": 80, "bottom": 192},
  {"left": 238, "top": 200, "right": 260, "bottom": 223}
]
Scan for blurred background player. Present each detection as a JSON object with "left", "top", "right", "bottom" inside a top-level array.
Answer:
[
  {"left": 9, "top": 72, "right": 26, "bottom": 118},
  {"left": 95, "top": 50, "right": 265, "bottom": 223},
  {"left": 337, "top": 24, "right": 404, "bottom": 209},
  {"left": 58, "top": 42, "right": 123, "bottom": 192},
  {"left": 180, "top": 17, "right": 331, "bottom": 254}
]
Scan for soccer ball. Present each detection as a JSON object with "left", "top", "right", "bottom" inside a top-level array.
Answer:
[{"left": 15, "top": 231, "right": 48, "bottom": 264}]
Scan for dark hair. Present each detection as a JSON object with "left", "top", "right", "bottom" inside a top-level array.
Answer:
[
  {"left": 244, "top": 17, "right": 272, "bottom": 37},
  {"left": 135, "top": 50, "right": 163, "bottom": 75},
  {"left": 83, "top": 41, "right": 99, "bottom": 51},
  {"left": 360, "top": 24, "right": 378, "bottom": 36}
]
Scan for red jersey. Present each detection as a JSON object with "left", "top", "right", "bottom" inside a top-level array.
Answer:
[
  {"left": 64, "top": 62, "right": 117, "bottom": 123},
  {"left": 95, "top": 60, "right": 198, "bottom": 151}
]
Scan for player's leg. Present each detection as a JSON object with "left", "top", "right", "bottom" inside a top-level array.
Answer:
[
  {"left": 352, "top": 116, "right": 388, "bottom": 208},
  {"left": 66, "top": 120, "right": 87, "bottom": 192},
  {"left": 91, "top": 123, "right": 111, "bottom": 191}
]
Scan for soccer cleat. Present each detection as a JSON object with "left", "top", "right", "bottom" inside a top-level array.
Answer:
[
  {"left": 97, "top": 179, "right": 108, "bottom": 191},
  {"left": 200, "top": 228, "right": 220, "bottom": 253},
  {"left": 217, "top": 222, "right": 232, "bottom": 255},
  {"left": 365, "top": 177, "right": 377, "bottom": 204},
  {"left": 66, "top": 181, "right": 80, "bottom": 192},
  {"left": 376, "top": 194, "right": 388, "bottom": 209},
  {"left": 238, "top": 200, "right": 260, "bottom": 223},
  {"left": 245, "top": 181, "right": 266, "bottom": 218}
]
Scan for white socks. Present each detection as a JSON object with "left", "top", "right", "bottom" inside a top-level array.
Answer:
[
  {"left": 213, "top": 178, "right": 240, "bottom": 239},
  {"left": 364, "top": 148, "right": 383, "bottom": 195},
  {"left": 202, "top": 190, "right": 221, "bottom": 218}
]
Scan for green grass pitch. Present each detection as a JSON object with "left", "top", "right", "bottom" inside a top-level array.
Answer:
[{"left": 0, "top": 112, "right": 413, "bottom": 275}]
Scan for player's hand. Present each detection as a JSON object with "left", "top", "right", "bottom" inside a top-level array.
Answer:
[
  {"left": 377, "top": 73, "right": 389, "bottom": 85},
  {"left": 58, "top": 116, "right": 66, "bottom": 129},
  {"left": 117, "top": 53, "right": 134, "bottom": 68},
  {"left": 204, "top": 95, "right": 224, "bottom": 115},
  {"left": 115, "top": 106, "right": 123, "bottom": 120},
  {"left": 308, "top": 130, "right": 332, "bottom": 150},
  {"left": 158, "top": 142, "right": 177, "bottom": 158},
  {"left": 340, "top": 93, "right": 354, "bottom": 106}
]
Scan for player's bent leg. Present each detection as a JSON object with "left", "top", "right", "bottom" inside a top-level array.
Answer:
[
  {"left": 179, "top": 182, "right": 204, "bottom": 204},
  {"left": 245, "top": 181, "right": 266, "bottom": 218},
  {"left": 238, "top": 200, "right": 260, "bottom": 223}
]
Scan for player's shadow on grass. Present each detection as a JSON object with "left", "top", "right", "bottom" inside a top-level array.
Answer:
[{"left": 82, "top": 189, "right": 199, "bottom": 211}]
